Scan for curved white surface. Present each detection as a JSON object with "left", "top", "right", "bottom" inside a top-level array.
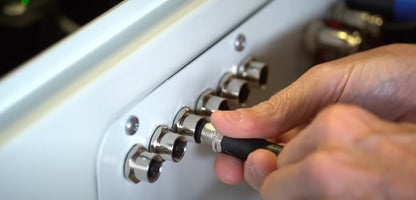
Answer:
[{"left": 0, "top": 0, "right": 335, "bottom": 199}]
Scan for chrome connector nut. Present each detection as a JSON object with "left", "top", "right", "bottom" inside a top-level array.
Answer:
[
  {"left": 172, "top": 107, "right": 207, "bottom": 143},
  {"left": 218, "top": 73, "right": 250, "bottom": 104},
  {"left": 304, "top": 20, "right": 362, "bottom": 55},
  {"left": 199, "top": 122, "right": 223, "bottom": 153},
  {"left": 327, "top": 2, "right": 382, "bottom": 38},
  {"left": 237, "top": 57, "right": 269, "bottom": 86},
  {"left": 124, "top": 145, "right": 164, "bottom": 184},
  {"left": 196, "top": 89, "right": 230, "bottom": 116},
  {"left": 150, "top": 126, "right": 187, "bottom": 162}
]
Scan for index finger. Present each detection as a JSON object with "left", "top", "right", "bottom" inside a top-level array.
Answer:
[{"left": 211, "top": 63, "right": 351, "bottom": 138}]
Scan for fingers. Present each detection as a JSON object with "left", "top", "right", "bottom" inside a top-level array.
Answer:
[
  {"left": 328, "top": 44, "right": 416, "bottom": 121},
  {"left": 211, "top": 44, "right": 416, "bottom": 139},
  {"left": 211, "top": 43, "right": 416, "bottom": 192},
  {"left": 261, "top": 149, "right": 370, "bottom": 200},
  {"left": 211, "top": 64, "right": 352, "bottom": 139},
  {"left": 277, "top": 104, "right": 379, "bottom": 168},
  {"left": 260, "top": 161, "right": 317, "bottom": 200},
  {"left": 274, "top": 124, "right": 308, "bottom": 143},
  {"left": 243, "top": 149, "right": 278, "bottom": 191},
  {"left": 214, "top": 149, "right": 278, "bottom": 188},
  {"left": 276, "top": 103, "right": 416, "bottom": 169},
  {"left": 260, "top": 110, "right": 416, "bottom": 200},
  {"left": 214, "top": 153, "right": 244, "bottom": 184}
]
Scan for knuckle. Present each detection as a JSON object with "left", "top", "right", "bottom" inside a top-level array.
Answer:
[
  {"left": 303, "top": 152, "right": 333, "bottom": 175},
  {"left": 301, "top": 151, "right": 349, "bottom": 197},
  {"left": 301, "top": 152, "right": 339, "bottom": 188},
  {"left": 258, "top": 99, "right": 277, "bottom": 113},
  {"left": 358, "top": 134, "right": 387, "bottom": 151},
  {"left": 317, "top": 104, "right": 369, "bottom": 127},
  {"left": 307, "top": 62, "right": 348, "bottom": 82},
  {"left": 311, "top": 104, "right": 356, "bottom": 139},
  {"left": 317, "top": 104, "right": 345, "bottom": 121},
  {"left": 308, "top": 62, "right": 334, "bottom": 75},
  {"left": 253, "top": 99, "right": 281, "bottom": 122},
  {"left": 320, "top": 104, "right": 363, "bottom": 119},
  {"left": 313, "top": 104, "right": 374, "bottom": 142}
]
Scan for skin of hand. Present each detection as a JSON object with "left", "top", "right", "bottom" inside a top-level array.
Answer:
[{"left": 210, "top": 43, "right": 416, "bottom": 198}]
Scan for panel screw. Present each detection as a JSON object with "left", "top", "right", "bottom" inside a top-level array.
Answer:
[
  {"left": 234, "top": 34, "right": 246, "bottom": 52},
  {"left": 125, "top": 115, "right": 139, "bottom": 135}
]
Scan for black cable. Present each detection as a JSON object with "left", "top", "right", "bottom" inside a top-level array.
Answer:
[
  {"left": 221, "top": 136, "right": 283, "bottom": 160},
  {"left": 196, "top": 120, "right": 284, "bottom": 160}
]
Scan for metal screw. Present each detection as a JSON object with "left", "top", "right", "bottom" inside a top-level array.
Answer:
[
  {"left": 125, "top": 115, "right": 139, "bottom": 135},
  {"left": 234, "top": 34, "right": 246, "bottom": 52}
]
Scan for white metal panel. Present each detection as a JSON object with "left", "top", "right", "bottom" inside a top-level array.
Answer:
[
  {"left": 0, "top": 0, "right": 336, "bottom": 199},
  {"left": 98, "top": 0, "right": 335, "bottom": 199},
  {"left": 0, "top": 0, "right": 270, "bottom": 199}
]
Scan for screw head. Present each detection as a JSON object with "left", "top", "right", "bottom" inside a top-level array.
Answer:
[
  {"left": 234, "top": 34, "right": 246, "bottom": 52},
  {"left": 125, "top": 115, "right": 139, "bottom": 135}
]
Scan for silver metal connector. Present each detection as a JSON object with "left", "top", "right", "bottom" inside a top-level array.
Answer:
[
  {"left": 327, "top": 3, "right": 383, "bottom": 38},
  {"left": 304, "top": 20, "right": 362, "bottom": 55},
  {"left": 199, "top": 122, "right": 223, "bottom": 153},
  {"left": 150, "top": 126, "right": 187, "bottom": 162},
  {"left": 237, "top": 57, "right": 269, "bottom": 87},
  {"left": 124, "top": 145, "right": 164, "bottom": 184},
  {"left": 218, "top": 73, "right": 250, "bottom": 104},
  {"left": 196, "top": 89, "right": 230, "bottom": 116},
  {"left": 173, "top": 107, "right": 207, "bottom": 143}
]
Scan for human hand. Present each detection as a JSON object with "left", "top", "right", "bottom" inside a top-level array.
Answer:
[
  {"left": 261, "top": 104, "right": 416, "bottom": 199},
  {"left": 211, "top": 44, "right": 416, "bottom": 197}
]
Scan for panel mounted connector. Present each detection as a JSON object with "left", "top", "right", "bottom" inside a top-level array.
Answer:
[
  {"left": 172, "top": 107, "right": 207, "bottom": 143},
  {"left": 237, "top": 57, "right": 269, "bottom": 87},
  {"left": 196, "top": 89, "right": 230, "bottom": 116},
  {"left": 124, "top": 145, "right": 164, "bottom": 184},
  {"left": 304, "top": 20, "right": 362, "bottom": 55},
  {"left": 327, "top": 2, "right": 382, "bottom": 38},
  {"left": 218, "top": 72, "right": 250, "bottom": 104},
  {"left": 150, "top": 126, "right": 187, "bottom": 162}
]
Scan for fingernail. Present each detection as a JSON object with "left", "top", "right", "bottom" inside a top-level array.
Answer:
[
  {"left": 250, "top": 163, "right": 267, "bottom": 179},
  {"left": 247, "top": 162, "right": 266, "bottom": 191}
]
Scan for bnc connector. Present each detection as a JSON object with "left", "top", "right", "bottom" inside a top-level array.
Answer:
[
  {"left": 197, "top": 121, "right": 284, "bottom": 160},
  {"left": 196, "top": 89, "right": 230, "bottom": 116},
  {"left": 304, "top": 20, "right": 362, "bottom": 55},
  {"left": 218, "top": 72, "right": 250, "bottom": 104},
  {"left": 150, "top": 126, "right": 187, "bottom": 162},
  {"left": 237, "top": 57, "right": 269, "bottom": 86},
  {"left": 172, "top": 107, "right": 207, "bottom": 143},
  {"left": 199, "top": 121, "right": 223, "bottom": 153},
  {"left": 124, "top": 145, "right": 164, "bottom": 184},
  {"left": 327, "top": 2, "right": 383, "bottom": 38}
]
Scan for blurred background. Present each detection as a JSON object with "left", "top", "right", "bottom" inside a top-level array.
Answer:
[
  {"left": 1, "top": 0, "right": 415, "bottom": 78},
  {"left": 0, "top": 0, "right": 122, "bottom": 77}
]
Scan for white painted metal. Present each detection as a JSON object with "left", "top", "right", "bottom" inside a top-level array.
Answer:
[{"left": 0, "top": 0, "right": 335, "bottom": 199}]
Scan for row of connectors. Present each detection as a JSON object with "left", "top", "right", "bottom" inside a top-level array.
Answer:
[
  {"left": 123, "top": 56, "right": 268, "bottom": 184},
  {"left": 304, "top": 2, "right": 386, "bottom": 63}
]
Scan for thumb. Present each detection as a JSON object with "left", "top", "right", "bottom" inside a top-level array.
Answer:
[{"left": 211, "top": 64, "right": 352, "bottom": 138}]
